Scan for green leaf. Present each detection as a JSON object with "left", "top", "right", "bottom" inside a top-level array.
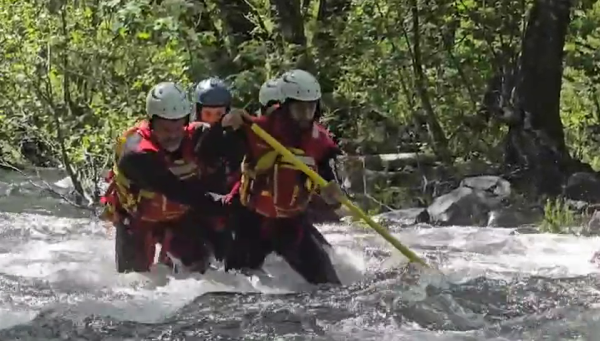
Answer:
[{"left": 136, "top": 31, "right": 150, "bottom": 40}]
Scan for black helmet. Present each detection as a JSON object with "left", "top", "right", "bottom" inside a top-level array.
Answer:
[{"left": 194, "top": 77, "right": 232, "bottom": 107}]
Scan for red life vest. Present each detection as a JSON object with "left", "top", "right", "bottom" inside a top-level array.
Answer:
[
  {"left": 101, "top": 120, "right": 207, "bottom": 224},
  {"left": 238, "top": 115, "right": 337, "bottom": 218}
]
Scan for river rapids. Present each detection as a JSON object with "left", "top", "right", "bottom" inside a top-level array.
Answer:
[{"left": 1, "top": 168, "right": 600, "bottom": 340}]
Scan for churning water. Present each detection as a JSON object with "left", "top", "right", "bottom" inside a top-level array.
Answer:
[{"left": 1, "top": 168, "right": 600, "bottom": 340}]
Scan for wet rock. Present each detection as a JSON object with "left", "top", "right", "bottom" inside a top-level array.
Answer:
[
  {"left": 428, "top": 176, "right": 511, "bottom": 226},
  {"left": 563, "top": 172, "right": 600, "bottom": 203},
  {"left": 427, "top": 187, "right": 489, "bottom": 226},
  {"left": 374, "top": 208, "right": 430, "bottom": 226},
  {"left": 460, "top": 175, "right": 511, "bottom": 206},
  {"left": 487, "top": 206, "right": 543, "bottom": 228},
  {"left": 565, "top": 199, "right": 589, "bottom": 213}
]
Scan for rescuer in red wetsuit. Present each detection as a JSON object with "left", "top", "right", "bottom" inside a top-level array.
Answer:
[
  {"left": 100, "top": 82, "right": 237, "bottom": 274},
  {"left": 193, "top": 77, "right": 245, "bottom": 194},
  {"left": 217, "top": 69, "right": 345, "bottom": 284},
  {"left": 258, "top": 77, "right": 344, "bottom": 232}
]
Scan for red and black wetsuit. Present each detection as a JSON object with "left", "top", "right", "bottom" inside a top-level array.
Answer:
[
  {"left": 216, "top": 108, "right": 342, "bottom": 284},
  {"left": 103, "top": 121, "right": 232, "bottom": 273}
]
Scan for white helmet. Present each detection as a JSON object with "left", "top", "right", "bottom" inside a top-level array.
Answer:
[
  {"left": 279, "top": 69, "right": 321, "bottom": 102},
  {"left": 259, "top": 77, "right": 282, "bottom": 106},
  {"left": 146, "top": 82, "right": 191, "bottom": 120}
]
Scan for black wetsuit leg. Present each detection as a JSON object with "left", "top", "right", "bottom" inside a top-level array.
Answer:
[{"left": 269, "top": 215, "right": 341, "bottom": 285}]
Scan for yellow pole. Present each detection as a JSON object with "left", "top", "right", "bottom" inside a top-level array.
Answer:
[{"left": 249, "top": 123, "right": 429, "bottom": 267}]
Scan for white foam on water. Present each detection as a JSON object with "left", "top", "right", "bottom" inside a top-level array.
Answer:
[
  {"left": 0, "top": 212, "right": 367, "bottom": 327},
  {"left": 2, "top": 197, "right": 600, "bottom": 338}
]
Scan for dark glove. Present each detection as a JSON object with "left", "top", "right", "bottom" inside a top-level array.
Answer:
[{"left": 319, "top": 180, "right": 344, "bottom": 206}]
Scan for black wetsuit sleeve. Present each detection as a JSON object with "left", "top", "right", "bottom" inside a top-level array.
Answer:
[
  {"left": 316, "top": 148, "right": 344, "bottom": 209},
  {"left": 224, "top": 127, "right": 248, "bottom": 170},
  {"left": 118, "top": 144, "right": 226, "bottom": 215},
  {"left": 193, "top": 121, "right": 249, "bottom": 167},
  {"left": 317, "top": 147, "right": 342, "bottom": 182}
]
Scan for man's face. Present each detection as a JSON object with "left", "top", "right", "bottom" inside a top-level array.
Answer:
[
  {"left": 200, "top": 106, "right": 226, "bottom": 125},
  {"left": 152, "top": 117, "right": 187, "bottom": 152},
  {"left": 289, "top": 101, "right": 316, "bottom": 128}
]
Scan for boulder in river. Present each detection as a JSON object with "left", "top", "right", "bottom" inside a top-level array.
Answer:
[
  {"left": 374, "top": 207, "right": 430, "bottom": 226},
  {"left": 427, "top": 175, "right": 511, "bottom": 226},
  {"left": 460, "top": 175, "right": 511, "bottom": 206},
  {"left": 563, "top": 172, "right": 600, "bottom": 203}
]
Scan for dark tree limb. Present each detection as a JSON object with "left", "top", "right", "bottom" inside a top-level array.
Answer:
[
  {"left": 499, "top": 0, "right": 594, "bottom": 196},
  {"left": 270, "top": 0, "right": 312, "bottom": 69}
]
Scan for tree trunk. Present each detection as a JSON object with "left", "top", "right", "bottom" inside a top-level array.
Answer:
[
  {"left": 270, "top": 0, "right": 311, "bottom": 69},
  {"left": 516, "top": 0, "right": 571, "bottom": 153},
  {"left": 503, "top": 0, "right": 585, "bottom": 196}
]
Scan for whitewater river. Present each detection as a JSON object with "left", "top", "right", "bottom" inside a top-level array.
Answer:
[{"left": 1, "top": 169, "right": 600, "bottom": 340}]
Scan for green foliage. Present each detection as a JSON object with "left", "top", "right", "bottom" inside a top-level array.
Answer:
[
  {"left": 1, "top": 0, "right": 600, "bottom": 205},
  {"left": 0, "top": 0, "right": 195, "bottom": 184},
  {"left": 561, "top": 1, "right": 600, "bottom": 170},
  {"left": 540, "top": 197, "right": 586, "bottom": 234}
]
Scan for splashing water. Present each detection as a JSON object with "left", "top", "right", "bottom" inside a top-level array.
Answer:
[{"left": 1, "top": 169, "right": 600, "bottom": 340}]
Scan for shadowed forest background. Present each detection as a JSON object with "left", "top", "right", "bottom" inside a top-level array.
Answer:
[{"left": 2, "top": 0, "right": 600, "bottom": 228}]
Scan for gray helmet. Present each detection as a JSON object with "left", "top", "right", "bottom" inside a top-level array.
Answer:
[
  {"left": 279, "top": 69, "right": 321, "bottom": 102},
  {"left": 194, "top": 77, "right": 232, "bottom": 107},
  {"left": 259, "top": 77, "right": 283, "bottom": 107},
  {"left": 146, "top": 82, "right": 191, "bottom": 120}
]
